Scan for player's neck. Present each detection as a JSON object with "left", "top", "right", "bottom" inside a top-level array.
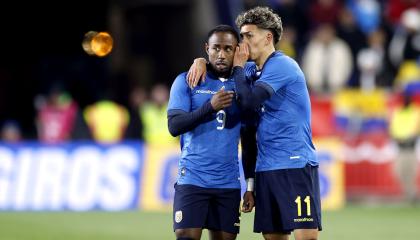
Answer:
[
  {"left": 256, "top": 46, "right": 276, "bottom": 69},
  {"left": 208, "top": 65, "right": 230, "bottom": 79}
]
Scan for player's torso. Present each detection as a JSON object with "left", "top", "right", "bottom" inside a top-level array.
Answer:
[
  {"left": 178, "top": 74, "right": 241, "bottom": 189},
  {"left": 246, "top": 55, "right": 317, "bottom": 171}
]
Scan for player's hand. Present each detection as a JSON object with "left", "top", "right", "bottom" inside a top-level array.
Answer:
[
  {"left": 242, "top": 191, "right": 255, "bottom": 213},
  {"left": 233, "top": 43, "right": 249, "bottom": 68},
  {"left": 211, "top": 88, "right": 234, "bottom": 111},
  {"left": 187, "top": 58, "right": 207, "bottom": 88}
]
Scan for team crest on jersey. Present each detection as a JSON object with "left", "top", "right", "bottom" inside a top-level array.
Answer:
[{"left": 175, "top": 211, "right": 183, "bottom": 223}]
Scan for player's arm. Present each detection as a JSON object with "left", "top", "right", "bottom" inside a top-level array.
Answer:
[
  {"left": 240, "top": 122, "right": 257, "bottom": 181},
  {"left": 187, "top": 58, "right": 207, "bottom": 88},
  {"left": 168, "top": 88, "right": 234, "bottom": 137},
  {"left": 240, "top": 110, "right": 258, "bottom": 212},
  {"left": 232, "top": 43, "right": 271, "bottom": 111},
  {"left": 168, "top": 103, "right": 213, "bottom": 137},
  {"left": 240, "top": 121, "right": 257, "bottom": 213},
  {"left": 232, "top": 67, "right": 271, "bottom": 111}
]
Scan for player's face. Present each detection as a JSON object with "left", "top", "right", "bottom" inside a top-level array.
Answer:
[
  {"left": 240, "top": 24, "right": 271, "bottom": 61},
  {"left": 206, "top": 32, "right": 238, "bottom": 76}
]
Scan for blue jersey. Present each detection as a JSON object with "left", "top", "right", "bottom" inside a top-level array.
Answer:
[
  {"left": 246, "top": 51, "right": 317, "bottom": 171},
  {"left": 168, "top": 72, "right": 242, "bottom": 189}
]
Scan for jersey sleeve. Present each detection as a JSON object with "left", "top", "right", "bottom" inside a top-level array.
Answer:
[
  {"left": 244, "top": 62, "right": 257, "bottom": 79},
  {"left": 255, "top": 57, "right": 295, "bottom": 93},
  {"left": 168, "top": 72, "right": 191, "bottom": 113}
]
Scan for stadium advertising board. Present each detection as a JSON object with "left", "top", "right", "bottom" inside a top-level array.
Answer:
[
  {"left": 141, "top": 140, "right": 345, "bottom": 211},
  {"left": 314, "top": 138, "right": 345, "bottom": 210},
  {"left": 0, "top": 142, "right": 143, "bottom": 211},
  {"left": 0, "top": 140, "right": 344, "bottom": 211}
]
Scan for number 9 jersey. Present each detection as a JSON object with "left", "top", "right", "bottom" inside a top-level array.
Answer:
[{"left": 167, "top": 72, "right": 242, "bottom": 189}]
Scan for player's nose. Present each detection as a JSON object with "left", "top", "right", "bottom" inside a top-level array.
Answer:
[{"left": 218, "top": 50, "right": 226, "bottom": 59}]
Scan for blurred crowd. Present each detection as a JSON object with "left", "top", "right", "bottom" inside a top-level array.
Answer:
[
  {"left": 263, "top": 0, "right": 420, "bottom": 94},
  {"left": 0, "top": 83, "right": 177, "bottom": 145}
]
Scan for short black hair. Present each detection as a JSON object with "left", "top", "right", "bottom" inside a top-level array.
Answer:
[{"left": 206, "top": 24, "right": 240, "bottom": 44}]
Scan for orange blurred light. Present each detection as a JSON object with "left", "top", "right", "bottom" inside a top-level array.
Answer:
[{"left": 82, "top": 31, "right": 113, "bottom": 57}]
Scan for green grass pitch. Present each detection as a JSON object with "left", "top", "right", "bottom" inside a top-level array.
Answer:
[{"left": 1, "top": 205, "right": 419, "bottom": 240}]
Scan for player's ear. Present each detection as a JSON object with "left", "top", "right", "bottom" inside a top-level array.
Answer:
[
  {"left": 266, "top": 32, "right": 273, "bottom": 46},
  {"left": 205, "top": 43, "right": 209, "bottom": 55}
]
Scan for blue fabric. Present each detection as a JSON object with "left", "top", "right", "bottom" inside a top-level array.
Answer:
[
  {"left": 167, "top": 101, "right": 214, "bottom": 137},
  {"left": 347, "top": 0, "right": 380, "bottom": 34},
  {"left": 168, "top": 72, "right": 242, "bottom": 189},
  {"left": 244, "top": 52, "right": 317, "bottom": 171},
  {"left": 173, "top": 184, "right": 241, "bottom": 233},
  {"left": 254, "top": 165, "right": 322, "bottom": 232}
]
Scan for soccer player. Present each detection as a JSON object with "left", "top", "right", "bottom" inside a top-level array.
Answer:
[
  {"left": 167, "top": 25, "right": 255, "bottom": 240},
  {"left": 188, "top": 7, "right": 322, "bottom": 240}
]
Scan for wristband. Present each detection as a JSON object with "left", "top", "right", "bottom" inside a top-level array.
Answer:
[{"left": 246, "top": 178, "right": 254, "bottom": 192}]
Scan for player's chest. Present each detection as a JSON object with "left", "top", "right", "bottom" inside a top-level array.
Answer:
[{"left": 190, "top": 81, "right": 236, "bottom": 109}]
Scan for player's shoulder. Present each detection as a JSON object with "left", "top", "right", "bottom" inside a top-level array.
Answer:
[
  {"left": 271, "top": 51, "right": 295, "bottom": 64},
  {"left": 174, "top": 72, "right": 188, "bottom": 81},
  {"left": 268, "top": 52, "right": 301, "bottom": 70},
  {"left": 172, "top": 72, "right": 189, "bottom": 86}
]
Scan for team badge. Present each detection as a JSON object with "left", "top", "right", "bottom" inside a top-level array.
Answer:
[{"left": 175, "top": 211, "right": 183, "bottom": 223}]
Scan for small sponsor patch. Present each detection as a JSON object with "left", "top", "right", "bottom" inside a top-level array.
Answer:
[
  {"left": 175, "top": 211, "right": 183, "bottom": 223},
  {"left": 195, "top": 89, "right": 217, "bottom": 95},
  {"left": 290, "top": 156, "right": 300, "bottom": 159}
]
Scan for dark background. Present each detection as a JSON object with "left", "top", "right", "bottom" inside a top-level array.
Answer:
[{"left": 0, "top": 0, "right": 197, "bottom": 138}]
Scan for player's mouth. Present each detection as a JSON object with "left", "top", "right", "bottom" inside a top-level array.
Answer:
[{"left": 215, "top": 61, "right": 227, "bottom": 67}]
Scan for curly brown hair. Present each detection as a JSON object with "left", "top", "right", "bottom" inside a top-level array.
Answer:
[{"left": 235, "top": 6, "right": 283, "bottom": 44}]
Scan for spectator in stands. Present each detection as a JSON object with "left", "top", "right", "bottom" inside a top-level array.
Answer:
[
  {"left": 357, "top": 28, "right": 394, "bottom": 90},
  {"left": 125, "top": 86, "right": 146, "bottom": 140},
  {"left": 1, "top": 120, "right": 22, "bottom": 143},
  {"left": 336, "top": 6, "right": 367, "bottom": 87},
  {"left": 394, "top": 60, "right": 420, "bottom": 92},
  {"left": 308, "top": 0, "right": 342, "bottom": 28},
  {"left": 389, "top": 92, "right": 420, "bottom": 203},
  {"left": 389, "top": 8, "right": 420, "bottom": 68},
  {"left": 346, "top": 0, "right": 381, "bottom": 34},
  {"left": 385, "top": 0, "right": 419, "bottom": 27},
  {"left": 276, "top": 26, "right": 298, "bottom": 59},
  {"left": 35, "top": 84, "right": 78, "bottom": 143},
  {"left": 302, "top": 23, "right": 353, "bottom": 94},
  {"left": 270, "top": 0, "right": 308, "bottom": 52},
  {"left": 84, "top": 92, "right": 130, "bottom": 144},
  {"left": 141, "top": 84, "right": 176, "bottom": 145}
]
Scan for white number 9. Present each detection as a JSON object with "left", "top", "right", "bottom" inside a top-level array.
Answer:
[{"left": 216, "top": 110, "right": 226, "bottom": 130}]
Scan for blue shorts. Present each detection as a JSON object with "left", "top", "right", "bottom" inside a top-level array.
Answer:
[
  {"left": 173, "top": 184, "right": 241, "bottom": 234},
  {"left": 254, "top": 164, "right": 322, "bottom": 233}
]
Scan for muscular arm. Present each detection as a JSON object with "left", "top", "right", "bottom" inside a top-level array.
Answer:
[
  {"left": 232, "top": 66, "right": 271, "bottom": 111},
  {"left": 167, "top": 101, "right": 214, "bottom": 137}
]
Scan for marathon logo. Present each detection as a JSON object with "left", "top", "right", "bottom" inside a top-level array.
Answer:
[{"left": 195, "top": 89, "right": 217, "bottom": 95}]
